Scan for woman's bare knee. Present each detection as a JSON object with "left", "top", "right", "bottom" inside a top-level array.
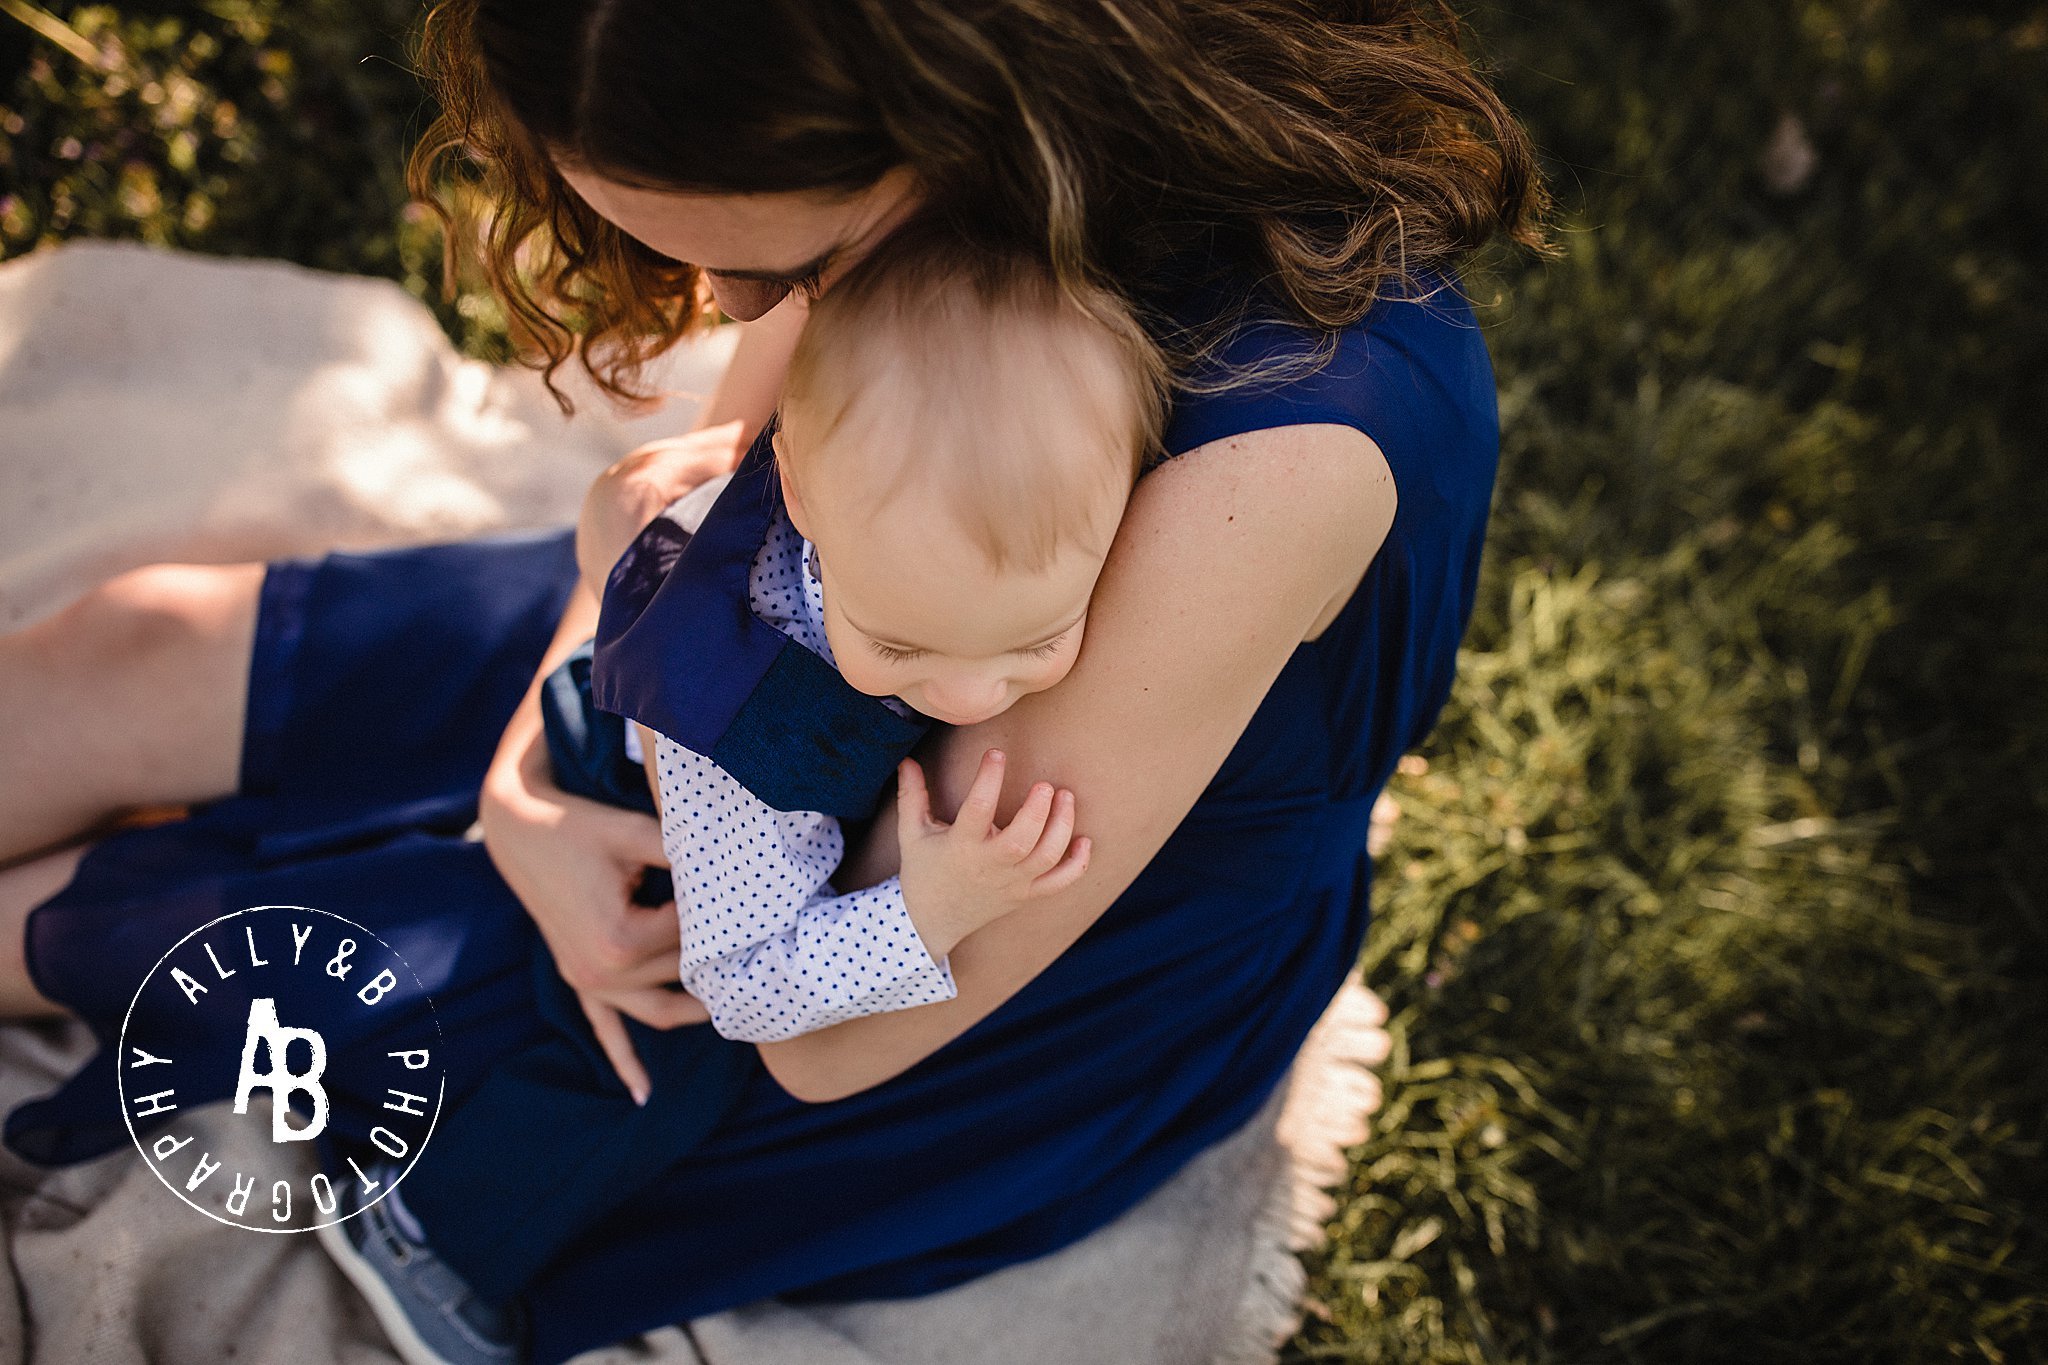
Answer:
[
  {"left": 41, "top": 561, "right": 263, "bottom": 672},
  {"left": 0, "top": 562, "right": 263, "bottom": 857},
  {"left": 40, "top": 560, "right": 264, "bottom": 797}
]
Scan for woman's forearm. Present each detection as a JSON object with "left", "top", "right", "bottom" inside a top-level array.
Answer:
[{"left": 484, "top": 581, "right": 600, "bottom": 798}]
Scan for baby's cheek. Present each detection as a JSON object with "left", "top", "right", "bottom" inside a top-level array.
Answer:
[
  {"left": 1018, "top": 656, "right": 1078, "bottom": 696},
  {"left": 835, "top": 655, "right": 900, "bottom": 700},
  {"left": 819, "top": 618, "right": 884, "bottom": 695}
]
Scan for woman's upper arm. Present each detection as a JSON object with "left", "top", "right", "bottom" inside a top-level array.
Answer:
[{"left": 757, "top": 421, "right": 1397, "bottom": 1102}]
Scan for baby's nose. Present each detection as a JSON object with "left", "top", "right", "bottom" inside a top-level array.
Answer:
[{"left": 921, "top": 674, "right": 1011, "bottom": 724}]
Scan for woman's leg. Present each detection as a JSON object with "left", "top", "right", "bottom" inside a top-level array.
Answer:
[
  {"left": 0, "top": 562, "right": 264, "bottom": 865},
  {"left": 0, "top": 844, "right": 83, "bottom": 1016}
]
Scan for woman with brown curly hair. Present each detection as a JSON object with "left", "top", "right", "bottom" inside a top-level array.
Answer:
[{"left": 0, "top": 1, "right": 1543, "bottom": 1360}]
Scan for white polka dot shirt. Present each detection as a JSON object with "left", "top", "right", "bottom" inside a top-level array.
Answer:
[{"left": 638, "top": 503, "right": 956, "bottom": 1044}]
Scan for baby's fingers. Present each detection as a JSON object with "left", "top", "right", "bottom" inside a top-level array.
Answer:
[
  {"left": 895, "top": 758, "right": 934, "bottom": 834},
  {"left": 954, "top": 749, "right": 1007, "bottom": 838},
  {"left": 1029, "top": 835, "right": 1092, "bottom": 898},
  {"left": 1017, "top": 788, "right": 1077, "bottom": 875},
  {"left": 997, "top": 782, "right": 1056, "bottom": 860}
]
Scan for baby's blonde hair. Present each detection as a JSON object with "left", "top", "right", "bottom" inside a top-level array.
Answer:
[{"left": 779, "top": 225, "right": 1170, "bottom": 572}]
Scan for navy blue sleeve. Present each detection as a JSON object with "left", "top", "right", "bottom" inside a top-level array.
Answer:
[{"left": 1159, "top": 277, "right": 1498, "bottom": 487}]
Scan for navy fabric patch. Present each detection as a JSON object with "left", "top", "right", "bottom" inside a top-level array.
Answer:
[
  {"left": 540, "top": 640, "right": 658, "bottom": 817},
  {"left": 590, "top": 424, "right": 932, "bottom": 817},
  {"left": 711, "top": 642, "right": 929, "bottom": 820},
  {"left": 602, "top": 516, "right": 692, "bottom": 626}
]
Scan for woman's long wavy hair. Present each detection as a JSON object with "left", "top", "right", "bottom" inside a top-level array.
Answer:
[{"left": 410, "top": 0, "right": 1547, "bottom": 408}]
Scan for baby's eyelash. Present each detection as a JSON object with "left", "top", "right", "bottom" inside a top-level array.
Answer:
[
  {"left": 787, "top": 268, "right": 826, "bottom": 299},
  {"left": 868, "top": 633, "right": 1067, "bottom": 664}
]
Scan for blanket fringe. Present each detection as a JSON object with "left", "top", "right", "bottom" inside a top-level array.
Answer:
[{"left": 1211, "top": 972, "right": 1390, "bottom": 1365}]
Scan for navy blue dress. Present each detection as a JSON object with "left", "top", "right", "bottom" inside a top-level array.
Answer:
[{"left": 7, "top": 277, "right": 1499, "bottom": 1365}]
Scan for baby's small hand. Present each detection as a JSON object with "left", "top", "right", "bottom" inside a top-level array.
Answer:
[{"left": 895, "top": 750, "right": 1091, "bottom": 959}]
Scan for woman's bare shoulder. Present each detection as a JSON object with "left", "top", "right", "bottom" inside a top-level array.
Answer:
[
  {"left": 758, "top": 416, "right": 1395, "bottom": 1101},
  {"left": 1140, "top": 419, "right": 1396, "bottom": 633}
]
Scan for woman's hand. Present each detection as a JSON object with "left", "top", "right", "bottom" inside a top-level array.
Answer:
[
  {"left": 495, "top": 311, "right": 798, "bottom": 1099},
  {"left": 479, "top": 671, "right": 712, "bottom": 1102},
  {"left": 477, "top": 572, "right": 713, "bottom": 1105},
  {"left": 576, "top": 420, "right": 746, "bottom": 590}
]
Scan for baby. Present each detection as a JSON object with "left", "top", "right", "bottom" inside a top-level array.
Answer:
[
  {"left": 611, "top": 228, "right": 1172, "bottom": 1043},
  {"left": 322, "top": 231, "right": 1172, "bottom": 1358}
]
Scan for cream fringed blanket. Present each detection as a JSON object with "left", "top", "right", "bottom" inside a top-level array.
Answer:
[{"left": 0, "top": 242, "right": 1391, "bottom": 1365}]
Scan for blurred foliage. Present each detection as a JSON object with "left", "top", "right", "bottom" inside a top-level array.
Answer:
[
  {"left": 3, "top": 0, "right": 2045, "bottom": 1359},
  {"left": 0, "top": 0, "right": 509, "bottom": 356}
]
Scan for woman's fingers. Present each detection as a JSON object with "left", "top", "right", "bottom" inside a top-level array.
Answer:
[
  {"left": 578, "top": 993, "right": 650, "bottom": 1106},
  {"left": 576, "top": 805, "right": 682, "bottom": 973},
  {"left": 591, "top": 940, "right": 688, "bottom": 991},
  {"left": 610, "top": 984, "right": 711, "bottom": 1030},
  {"left": 577, "top": 426, "right": 742, "bottom": 589},
  {"left": 954, "top": 749, "right": 1007, "bottom": 837},
  {"left": 1019, "top": 788, "right": 1077, "bottom": 875},
  {"left": 552, "top": 912, "right": 677, "bottom": 995},
  {"left": 578, "top": 984, "right": 715, "bottom": 1108},
  {"left": 546, "top": 896, "right": 677, "bottom": 996},
  {"left": 998, "top": 782, "right": 1055, "bottom": 859},
  {"left": 619, "top": 421, "right": 746, "bottom": 491},
  {"left": 595, "top": 804, "right": 671, "bottom": 874},
  {"left": 613, "top": 897, "right": 682, "bottom": 952},
  {"left": 482, "top": 681, "right": 684, "bottom": 1001},
  {"left": 663, "top": 988, "right": 714, "bottom": 1027}
]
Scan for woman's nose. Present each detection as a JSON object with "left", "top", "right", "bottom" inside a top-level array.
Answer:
[{"left": 700, "top": 273, "right": 791, "bottom": 322}]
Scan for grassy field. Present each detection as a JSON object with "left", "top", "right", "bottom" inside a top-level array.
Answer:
[{"left": 5, "top": 2, "right": 2044, "bottom": 1359}]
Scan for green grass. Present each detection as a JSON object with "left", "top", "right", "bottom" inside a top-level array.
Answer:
[
  {"left": 1295, "top": 4, "right": 2048, "bottom": 1359},
  {"left": 5, "top": 2, "right": 2044, "bottom": 1358}
]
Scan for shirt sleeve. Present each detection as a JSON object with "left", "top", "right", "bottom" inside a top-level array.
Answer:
[{"left": 652, "top": 734, "right": 957, "bottom": 1043}]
